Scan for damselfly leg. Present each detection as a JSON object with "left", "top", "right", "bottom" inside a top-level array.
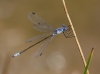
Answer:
[{"left": 63, "top": 25, "right": 74, "bottom": 38}]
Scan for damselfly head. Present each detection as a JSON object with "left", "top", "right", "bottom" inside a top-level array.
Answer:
[{"left": 62, "top": 24, "right": 67, "bottom": 31}]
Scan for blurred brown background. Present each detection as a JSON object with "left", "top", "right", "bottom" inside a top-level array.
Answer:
[{"left": 0, "top": 0, "right": 100, "bottom": 74}]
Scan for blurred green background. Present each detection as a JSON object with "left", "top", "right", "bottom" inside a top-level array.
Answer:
[{"left": 0, "top": 0, "right": 100, "bottom": 74}]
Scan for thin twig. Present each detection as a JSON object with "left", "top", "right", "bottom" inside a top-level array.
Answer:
[{"left": 62, "top": 0, "right": 89, "bottom": 74}]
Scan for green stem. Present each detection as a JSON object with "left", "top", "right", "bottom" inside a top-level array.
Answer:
[{"left": 84, "top": 47, "right": 94, "bottom": 74}]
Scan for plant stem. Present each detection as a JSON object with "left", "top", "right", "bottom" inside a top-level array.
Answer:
[
  {"left": 84, "top": 47, "right": 94, "bottom": 74},
  {"left": 62, "top": 0, "right": 89, "bottom": 74}
]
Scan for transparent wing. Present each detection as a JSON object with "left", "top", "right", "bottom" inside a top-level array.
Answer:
[
  {"left": 26, "top": 32, "right": 54, "bottom": 43},
  {"left": 35, "top": 35, "right": 54, "bottom": 58},
  {"left": 28, "top": 12, "right": 55, "bottom": 32},
  {"left": 26, "top": 34, "right": 47, "bottom": 43}
]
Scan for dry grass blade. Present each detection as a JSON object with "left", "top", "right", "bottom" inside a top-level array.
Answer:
[{"left": 62, "top": 0, "right": 89, "bottom": 74}]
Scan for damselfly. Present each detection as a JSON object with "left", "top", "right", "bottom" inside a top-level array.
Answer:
[{"left": 12, "top": 12, "right": 74, "bottom": 58}]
